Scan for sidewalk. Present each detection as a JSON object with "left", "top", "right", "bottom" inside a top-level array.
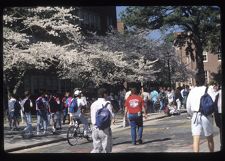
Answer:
[{"left": 4, "top": 109, "right": 186, "bottom": 153}]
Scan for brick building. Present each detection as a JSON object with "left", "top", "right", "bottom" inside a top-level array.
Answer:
[{"left": 174, "top": 32, "right": 221, "bottom": 87}]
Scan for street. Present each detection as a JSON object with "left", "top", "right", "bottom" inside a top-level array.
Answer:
[{"left": 10, "top": 113, "right": 220, "bottom": 153}]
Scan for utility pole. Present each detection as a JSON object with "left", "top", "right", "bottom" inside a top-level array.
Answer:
[{"left": 167, "top": 52, "right": 171, "bottom": 87}]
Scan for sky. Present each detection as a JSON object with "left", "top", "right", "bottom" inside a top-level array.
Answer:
[
  {"left": 116, "top": 6, "right": 184, "bottom": 42},
  {"left": 116, "top": 6, "right": 162, "bottom": 41}
]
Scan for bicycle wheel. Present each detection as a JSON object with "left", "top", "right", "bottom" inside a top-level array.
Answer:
[{"left": 67, "top": 126, "right": 79, "bottom": 146}]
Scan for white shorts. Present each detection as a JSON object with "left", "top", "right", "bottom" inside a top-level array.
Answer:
[{"left": 191, "top": 112, "right": 213, "bottom": 137}]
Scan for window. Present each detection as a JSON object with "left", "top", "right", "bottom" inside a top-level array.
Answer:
[
  {"left": 203, "top": 51, "right": 208, "bottom": 62},
  {"left": 218, "top": 53, "right": 221, "bottom": 61},
  {"left": 204, "top": 70, "right": 209, "bottom": 84}
]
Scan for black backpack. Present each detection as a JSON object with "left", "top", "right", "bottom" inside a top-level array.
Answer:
[{"left": 24, "top": 99, "right": 32, "bottom": 113}]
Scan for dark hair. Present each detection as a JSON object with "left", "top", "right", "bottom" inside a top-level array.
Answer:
[
  {"left": 131, "top": 88, "right": 138, "bottom": 95},
  {"left": 97, "top": 88, "right": 108, "bottom": 98},
  {"left": 24, "top": 91, "right": 30, "bottom": 97},
  {"left": 195, "top": 73, "right": 205, "bottom": 86}
]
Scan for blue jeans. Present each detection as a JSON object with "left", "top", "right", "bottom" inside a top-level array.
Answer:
[
  {"left": 63, "top": 108, "right": 68, "bottom": 124},
  {"left": 160, "top": 100, "right": 165, "bottom": 110},
  {"left": 36, "top": 110, "right": 48, "bottom": 132},
  {"left": 128, "top": 113, "right": 143, "bottom": 144},
  {"left": 24, "top": 112, "right": 32, "bottom": 126}
]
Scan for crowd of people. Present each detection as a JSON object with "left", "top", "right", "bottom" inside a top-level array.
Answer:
[
  {"left": 5, "top": 80, "right": 222, "bottom": 153},
  {"left": 5, "top": 84, "right": 192, "bottom": 133}
]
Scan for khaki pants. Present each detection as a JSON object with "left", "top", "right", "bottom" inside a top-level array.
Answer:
[{"left": 91, "top": 127, "right": 112, "bottom": 153}]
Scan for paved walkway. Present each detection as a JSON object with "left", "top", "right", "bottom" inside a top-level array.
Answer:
[{"left": 5, "top": 109, "right": 220, "bottom": 153}]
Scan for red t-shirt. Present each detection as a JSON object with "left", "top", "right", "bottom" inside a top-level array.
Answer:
[{"left": 125, "top": 95, "right": 144, "bottom": 114}]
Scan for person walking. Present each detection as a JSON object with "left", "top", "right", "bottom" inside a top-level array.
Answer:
[
  {"left": 62, "top": 91, "right": 70, "bottom": 125},
  {"left": 20, "top": 91, "right": 33, "bottom": 134},
  {"left": 186, "top": 76, "right": 214, "bottom": 152},
  {"left": 36, "top": 91, "right": 49, "bottom": 135},
  {"left": 49, "top": 93, "right": 58, "bottom": 133},
  {"left": 8, "top": 94, "right": 21, "bottom": 130},
  {"left": 150, "top": 87, "right": 159, "bottom": 112},
  {"left": 214, "top": 87, "right": 222, "bottom": 150},
  {"left": 174, "top": 88, "right": 182, "bottom": 114},
  {"left": 125, "top": 87, "right": 147, "bottom": 145},
  {"left": 141, "top": 87, "right": 151, "bottom": 114},
  {"left": 90, "top": 88, "right": 115, "bottom": 153}
]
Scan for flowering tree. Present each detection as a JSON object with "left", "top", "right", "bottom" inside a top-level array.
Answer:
[{"left": 3, "top": 7, "right": 163, "bottom": 96}]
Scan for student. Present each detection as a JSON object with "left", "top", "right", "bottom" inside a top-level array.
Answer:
[
  {"left": 186, "top": 76, "right": 214, "bottom": 152},
  {"left": 90, "top": 88, "right": 115, "bottom": 153},
  {"left": 36, "top": 91, "right": 49, "bottom": 135},
  {"left": 8, "top": 94, "right": 21, "bottom": 130},
  {"left": 125, "top": 87, "right": 147, "bottom": 145},
  {"left": 21, "top": 91, "right": 33, "bottom": 133}
]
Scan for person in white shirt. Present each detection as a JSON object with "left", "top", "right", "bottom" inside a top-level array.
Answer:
[
  {"left": 74, "top": 90, "right": 89, "bottom": 136},
  {"left": 186, "top": 76, "right": 214, "bottom": 152},
  {"left": 141, "top": 87, "right": 151, "bottom": 114},
  {"left": 90, "top": 88, "right": 115, "bottom": 153},
  {"left": 208, "top": 82, "right": 221, "bottom": 149}
]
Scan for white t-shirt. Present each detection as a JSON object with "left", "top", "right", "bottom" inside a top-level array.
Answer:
[
  {"left": 217, "top": 89, "right": 222, "bottom": 114},
  {"left": 186, "top": 86, "right": 215, "bottom": 114},
  {"left": 75, "top": 97, "right": 86, "bottom": 115},
  {"left": 125, "top": 91, "right": 131, "bottom": 100},
  {"left": 8, "top": 98, "right": 16, "bottom": 112},
  {"left": 142, "top": 92, "right": 150, "bottom": 103}
]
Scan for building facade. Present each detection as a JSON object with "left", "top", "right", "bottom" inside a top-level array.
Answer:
[{"left": 174, "top": 32, "right": 221, "bottom": 87}]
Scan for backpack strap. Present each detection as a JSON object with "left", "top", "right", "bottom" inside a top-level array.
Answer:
[
  {"left": 205, "top": 86, "right": 209, "bottom": 94},
  {"left": 102, "top": 102, "right": 110, "bottom": 109}
]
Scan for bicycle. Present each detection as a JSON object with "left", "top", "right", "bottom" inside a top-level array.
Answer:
[{"left": 67, "top": 117, "right": 92, "bottom": 146}]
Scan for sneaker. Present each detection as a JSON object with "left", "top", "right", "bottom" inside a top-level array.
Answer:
[
  {"left": 138, "top": 139, "right": 143, "bottom": 144},
  {"left": 187, "top": 116, "right": 191, "bottom": 119},
  {"left": 43, "top": 131, "right": 47, "bottom": 135},
  {"left": 36, "top": 132, "right": 41, "bottom": 136}
]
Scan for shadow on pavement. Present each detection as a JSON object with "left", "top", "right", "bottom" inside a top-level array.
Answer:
[{"left": 113, "top": 137, "right": 171, "bottom": 146}]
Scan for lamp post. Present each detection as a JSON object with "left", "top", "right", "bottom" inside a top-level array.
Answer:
[{"left": 166, "top": 52, "right": 171, "bottom": 87}]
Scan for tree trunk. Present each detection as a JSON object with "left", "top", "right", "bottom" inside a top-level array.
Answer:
[{"left": 12, "top": 71, "right": 26, "bottom": 96}]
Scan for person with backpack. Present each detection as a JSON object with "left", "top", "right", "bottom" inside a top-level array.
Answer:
[
  {"left": 73, "top": 90, "right": 89, "bottom": 136},
  {"left": 20, "top": 91, "right": 33, "bottom": 132},
  {"left": 125, "top": 87, "right": 147, "bottom": 145},
  {"left": 8, "top": 94, "right": 21, "bottom": 130},
  {"left": 66, "top": 92, "right": 75, "bottom": 126},
  {"left": 49, "top": 93, "right": 58, "bottom": 133},
  {"left": 62, "top": 91, "right": 70, "bottom": 125},
  {"left": 36, "top": 91, "right": 49, "bottom": 135},
  {"left": 90, "top": 88, "right": 115, "bottom": 153},
  {"left": 186, "top": 76, "right": 215, "bottom": 152}
]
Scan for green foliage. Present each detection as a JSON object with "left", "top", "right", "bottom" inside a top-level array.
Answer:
[{"left": 121, "top": 6, "right": 221, "bottom": 83}]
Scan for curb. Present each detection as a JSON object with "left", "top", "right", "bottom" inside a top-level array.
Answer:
[
  {"left": 5, "top": 110, "right": 187, "bottom": 152},
  {"left": 5, "top": 138, "right": 67, "bottom": 153}
]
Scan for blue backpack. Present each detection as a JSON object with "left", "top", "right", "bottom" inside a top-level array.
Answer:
[
  {"left": 199, "top": 87, "right": 215, "bottom": 116},
  {"left": 68, "top": 98, "right": 78, "bottom": 113},
  {"left": 95, "top": 102, "right": 111, "bottom": 130}
]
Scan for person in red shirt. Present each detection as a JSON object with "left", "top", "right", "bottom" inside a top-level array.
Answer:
[{"left": 125, "top": 87, "right": 147, "bottom": 145}]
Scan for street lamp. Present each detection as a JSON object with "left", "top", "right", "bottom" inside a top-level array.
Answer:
[{"left": 166, "top": 52, "right": 171, "bottom": 87}]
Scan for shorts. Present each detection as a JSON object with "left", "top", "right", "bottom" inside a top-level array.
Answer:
[{"left": 191, "top": 112, "right": 213, "bottom": 137}]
